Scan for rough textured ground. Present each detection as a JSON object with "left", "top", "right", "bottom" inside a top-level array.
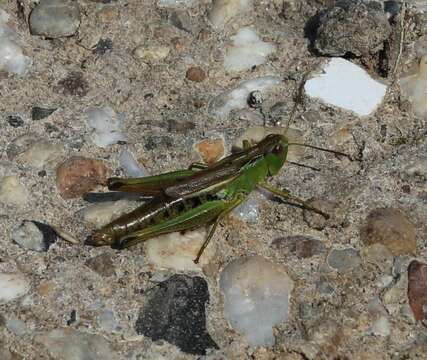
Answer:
[{"left": 0, "top": 0, "right": 426, "bottom": 359}]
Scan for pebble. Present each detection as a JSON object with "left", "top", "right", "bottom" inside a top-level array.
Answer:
[
  {"left": 12, "top": 220, "right": 57, "bottom": 251},
  {"left": 135, "top": 274, "right": 218, "bottom": 355},
  {"left": 402, "top": 156, "right": 427, "bottom": 180},
  {"left": 369, "top": 315, "right": 391, "bottom": 337},
  {"left": 6, "top": 318, "right": 27, "bottom": 336},
  {"left": 31, "top": 106, "right": 57, "bottom": 121},
  {"left": 56, "top": 157, "right": 109, "bottom": 199},
  {"left": 35, "top": 328, "right": 117, "bottom": 360},
  {"left": 17, "top": 141, "right": 64, "bottom": 169},
  {"left": 0, "top": 10, "right": 32, "bottom": 75},
  {"left": 145, "top": 228, "right": 216, "bottom": 271},
  {"left": 194, "top": 138, "right": 225, "bottom": 164},
  {"left": 186, "top": 66, "right": 206, "bottom": 82},
  {"left": 303, "top": 199, "right": 339, "bottom": 230},
  {"left": 210, "top": 76, "right": 280, "bottom": 120},
  {"left": 232, "top": 126, "right": 305, "bottom": 161},
  {"left": 360, "top": 208, "right": 416, "bottom": 256},
  {"left": 58, "top": 72, "right": 89, "bottom": 97},
  {"left": 119, "top": 149, "right": 149, "bottom": 178},
  {"left": 133, "top": 45, "right": 170, "bottom": 63},
  {"left": 399, "top": 55, "right": 427, "bottom": 118},
  {"left": 407, "top": 260, "right": 427, "bottom": 321},
  {"left": 0, "top": 273, "right": 30, "bottom": 303},
  {"left": 97, "top": 309, "right": 119, "bottom": 332},
  {"left": 0, "top": 175, "right": 28, "bottom": 207},
  {"left": 158, "top": 0, "right": 198, "bottom": 7},
  {"left": 314, "top": 1, "right": 391, "bottom": 57},
  {"left": 219, "top": 256, "right": 294, "bottom": 347},
  {"left": 85, "top": 253, "right": 115, "bottom": 277},
  {"left": 361, "top": 243, "right": 393, "bottom": 274},
  {"left": 85, "top": 107, "right": 126, "bottom": 148},
  {"left": 208, "top": 0, "right": 253, "bottom": 30},
  {"left": 95, "top": 38, "right": 113, "bottom": 55},
  {"left": 327, "top": 248, "right": 360, "bottom": 272},
  {"left": 29, "top": 0, "right": 81, "bottom": 38},
  {"left": 382, "top": 274, "right": 408, "bottom": 317},
  {"left": 224, "top": 27, "right": 276, "bottom": 72},
  {"left": 233, "top": 192, "right": 262, "bottom": 223},
  {"left": 305, "top": 58, "right": 387, "bottom": 116},
  {"left": 272, "top": 235, "right": 326, "bottom": 259},
  {"left": 80, "top": 200, "right": 131, "bottom": 228},
  {"left": 6, "top": 115, "right": 24, "bottom": 127}
]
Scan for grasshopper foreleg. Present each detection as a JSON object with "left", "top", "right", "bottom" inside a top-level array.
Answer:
[
  {"left": 194, "top": 193, "right": 246, "bottom": 264},
  {"left": 258, "top": 183, "right": 330, "bottom": 219}
]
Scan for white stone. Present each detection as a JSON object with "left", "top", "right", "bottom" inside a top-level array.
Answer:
[
  {"left": 80, "top": 200, "right": 132, "bottom": 228},
  {"left": 0, "top": 10, "right": 31, "bottom": 75},
  {"left": 0, "top": 273, "right": 30, "bottom": 304},
  {"left": 0, "top": 175, "right": 28, "bottom": 206},
  {"left": 85, "top": 107, "right": 126, "bottom": 148},
  {"left": 11, "top": 221, "right": 47, "bottom": 251},
  {"left": 224, "top": 27, "right": 276, "bottom": 72},
  {"left": 157, "top": 0, "right": 199, "bottom": 7},
  {"left": 208, "top": 0, "right": 253, "bottom": 30},
  {"left": 119, "top": 149, "right": 149, "bottom": 178},
  {"left": 304, "top": 58, "right": 387, "bottom": 116},
  {"left": 219, "top": 256, "right": 294, "bottom": 347},
  {"left": 211, "top": 76, "right": 281, "bottom": 119},
  {"left": 145, "top": 228, "right": 216, "bottom": 271}
]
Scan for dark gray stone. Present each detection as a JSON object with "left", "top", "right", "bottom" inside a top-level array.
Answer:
[
  {"left": 6, "top": 115, "right": 24, "bottom": 127},
  {"left": 314, "top": 1, "right": 391, "bottom": 57},
  {"left": 31, "top": 106, "right": 57, "bottom": 121},
  {"left": 135, "top": 274, "right": 218, "bottom": 355}
]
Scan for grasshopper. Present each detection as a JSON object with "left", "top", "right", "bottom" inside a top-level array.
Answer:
[{"left": 86, "top": 133, "right": 347, "bottom": 263}]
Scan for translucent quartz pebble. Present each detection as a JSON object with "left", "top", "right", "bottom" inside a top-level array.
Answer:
[
  {"left": 224, "top": 27, "right": 276, "bottom": 72},
  {"left": 219, "top": 256, "right": 294, "bottom": 346}
]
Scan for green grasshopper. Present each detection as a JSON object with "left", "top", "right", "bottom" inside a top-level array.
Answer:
[{"left": 86, "top": 133, "right": 346, "bottom": 263}]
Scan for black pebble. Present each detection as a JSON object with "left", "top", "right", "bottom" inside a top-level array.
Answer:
[
  {"left": 7, "top": 115, "right": 24, "bottom": 127},
  {"left": 95, "top": 39, "right": 113, "bottom": 55},
  {"left": 31, "top": 107, "right": 57, "bottom": 121},
  {"left": 135, "top": 274, "right": 218, "bottom": 355}
]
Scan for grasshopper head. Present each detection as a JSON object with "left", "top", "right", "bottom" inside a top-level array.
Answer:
[
  {"left": 85, "top": 229, "right": 114, "bottom": 247},
  {"left": 258, "top": 133, "right": 289, "bottom": 176}
]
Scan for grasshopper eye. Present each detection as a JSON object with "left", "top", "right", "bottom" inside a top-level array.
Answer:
[{"left": 273, "top": 144, "right": 283, "bottom": 154}]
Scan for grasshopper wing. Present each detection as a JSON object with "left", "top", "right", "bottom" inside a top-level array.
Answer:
[{"left": 107, "top": 169, "right": 197, "bottom": 195}]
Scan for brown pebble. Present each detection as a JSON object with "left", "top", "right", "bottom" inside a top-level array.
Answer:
[
  {"left": 85, "top": 253, "right": 115, "bottom": 277},
  {"left": 186, "top": 66, "right": 206, "bottom": 82},
  {"left": 408, "top": 260, "right": 427, "bottom": 321},
  {"left": 360, "top": 208, "right": 416, "bottom": 255},
  {"left": 195, "top": 138, "right": 224, "bottom": 164},
  {"left": 56, "top": 157, "right": 109, "bottom": 199},
  {"left": 303, "top": 199, "right": 339, "bottom": 230},
  {"left": 96, "top": 6, "right": 118, "bottom": 23},
  {"left": 272, "top": 235, "right": 326, "bottom": 259}
]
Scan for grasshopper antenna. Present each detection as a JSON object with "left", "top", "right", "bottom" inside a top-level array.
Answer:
[
  {"left": 288, "top": 143, "right": 351, "bottom": 159},
  {"left": 286, "top": 161, "right": 321, "bottom": 172}
]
